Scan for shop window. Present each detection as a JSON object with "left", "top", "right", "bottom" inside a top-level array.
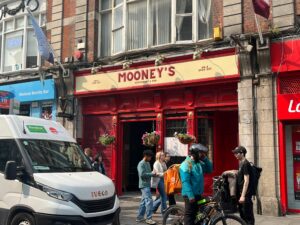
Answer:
[
  {"left": 165, "top": 119, "right": 187, "bottom": 137},
  {"left": 197, "top": 118, "right": 214, "bottom": 161},
  {"left": 0, "top": 140, "right": 23, "bottom": 173},
  {"left": 19, "top": 104, "right": 31, "bottom": 117},
  {"left": 165, "top": 119, "right": 187, "bottom": 164},
  {"left": 41, "top": 103, "right": 53, "bottom": 120}
]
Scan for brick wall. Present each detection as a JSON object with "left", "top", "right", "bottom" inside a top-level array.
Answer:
[
  {"left": 87, "top": 0, "right": 98, "bottom": 62},
  {"left": 212, "top": 0, "right": 223, "bottom": 28},
  {"left": 296, "top": 0, "right": 300, "bottom": 15},
  {"left": 243, "top": 0, "right": 271, "bottom": 34}
]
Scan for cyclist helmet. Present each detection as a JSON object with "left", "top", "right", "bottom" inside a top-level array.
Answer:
[{"left": 189, "top": 143, "right": 208, "bottom": 155}]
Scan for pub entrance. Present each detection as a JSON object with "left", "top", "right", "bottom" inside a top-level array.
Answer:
[{"left": 122, "top": 120, "right": 156, "bottom": 192}]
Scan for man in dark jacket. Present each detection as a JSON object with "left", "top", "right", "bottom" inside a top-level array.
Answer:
[{"left": 233, "top": 146, "right": 255, "bottom": 225}]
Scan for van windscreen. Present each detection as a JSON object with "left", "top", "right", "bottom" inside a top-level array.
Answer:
[{"left": 20, "top": 140, "right": 93, "bottom": 173}]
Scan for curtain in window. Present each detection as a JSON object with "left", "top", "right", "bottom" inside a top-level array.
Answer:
[
  {"left": 198, "top": 0, "right": 212, "bottom": 40},
  {"left": 150, "top": 0, "right": 171, "bottom": 46},
  {"left": 127, "top": 0, "right": 147, "bottom": 50},
  {"left": 113, "top": 5, "right": 123, "bottom": 53},
  {"left": 26, "top": 30, "right": 38, "bottom": 68},
  {"left": 176, "top": 0, "right": 187, "bottom": 40},
  {"left": 101, "top": 12, "right": 112, "bottom": 56}
]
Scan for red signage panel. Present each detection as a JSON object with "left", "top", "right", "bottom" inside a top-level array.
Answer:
[{"left": 278, "top": 94, "right": 300, "bottom": 120}]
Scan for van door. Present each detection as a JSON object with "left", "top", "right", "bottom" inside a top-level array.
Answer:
[{"left": 0, "top": 139, "right": 23, "bottom": 224}]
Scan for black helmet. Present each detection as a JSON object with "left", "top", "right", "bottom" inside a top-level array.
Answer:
[{"left": 189, "top": 143, "right": 208, "bottom": 155}]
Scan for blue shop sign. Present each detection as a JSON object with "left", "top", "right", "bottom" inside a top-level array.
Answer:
[{"left": 0, "top": 79, "right": 55, "bottom": 102}]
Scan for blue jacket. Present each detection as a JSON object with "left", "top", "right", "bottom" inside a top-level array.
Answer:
[{"left": 179, "top": 156, "right": 213, "bottom": 200}]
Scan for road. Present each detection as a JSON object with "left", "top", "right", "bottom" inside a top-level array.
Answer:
[{"left": 119, "top": 193, "right": 300, "bottom": 225}]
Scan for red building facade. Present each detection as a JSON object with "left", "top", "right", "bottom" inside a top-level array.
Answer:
[
  {"left": 272, "top": 39, "right": 300, "bottom": 213},
  {"left": 75, "top": 49, "right": 239, "bottom": 194}
]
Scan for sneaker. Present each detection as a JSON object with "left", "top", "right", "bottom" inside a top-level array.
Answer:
[
  {"left": 145, "top": 219, "right": 156, "bottom": 225},
  {"left": 136, "top": 218, "right": 145, "bottom": 223}
]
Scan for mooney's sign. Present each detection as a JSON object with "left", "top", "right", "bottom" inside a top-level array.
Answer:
[
  {"left": 75, "top": 55, "right": 238, "bottom": 94},
  {"left": 278, "top": 94, "right": 300, "bottom": 120}
]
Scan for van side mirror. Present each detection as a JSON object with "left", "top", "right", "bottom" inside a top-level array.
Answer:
[{"left": 5, "top": 161, "right": 17, "bottom": 180}]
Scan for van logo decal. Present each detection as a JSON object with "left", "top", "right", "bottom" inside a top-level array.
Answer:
[
  {"left": 91, "top": 190, "right": 109, "bottom": 198},
  {"left": 49, "top": 127, "right": 58, "bottom": 134},
  {"left": 26, "top": 125, "right": 47, "bottom": 133}
]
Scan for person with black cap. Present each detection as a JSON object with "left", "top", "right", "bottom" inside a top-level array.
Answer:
[
  {"left": 179, "top": 143, "right": 213, "bottom": 225},
  {"left": 232, "top": 146, "right": 255, "bottom": 225},
  {"left": 136, "top": 149, "right": 158, "bottom": 225}
]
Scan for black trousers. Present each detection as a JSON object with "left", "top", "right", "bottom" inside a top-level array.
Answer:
[
  {"left": 183, "top": 196, "right": 201, "bottom": 225},
  {"left": 238, "top": 197, "right": 255, "bottom": 225},
  {"left": 168, "top": 194, "right": 176, "bottom": 206}
]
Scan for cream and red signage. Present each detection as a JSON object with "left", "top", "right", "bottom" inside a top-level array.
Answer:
[
  {"left": 75, "top": 55, "right": 238, "bottom": 94},
  {"left": 278, "top": 94, "right": 300, "bottom": 120}
]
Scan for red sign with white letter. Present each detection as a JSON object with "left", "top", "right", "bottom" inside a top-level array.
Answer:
[{"left": 278, "top": 94, "right": 300, "bottom": 120}]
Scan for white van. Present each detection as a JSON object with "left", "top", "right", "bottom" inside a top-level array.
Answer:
[{"left": 0, "top": 115, "right": 120, "bottom": 225}]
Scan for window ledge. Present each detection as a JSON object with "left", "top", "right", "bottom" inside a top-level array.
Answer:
[{"left": 0, "top": 68, "right": 40, "bottom": 77}]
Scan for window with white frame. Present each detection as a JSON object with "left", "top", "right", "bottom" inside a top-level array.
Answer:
[
  {"left": 99, "top": 0, "right": 212, "bottom": 57},
  {"left": 0, "top": 12, "right": 46, "bottom": 73}
]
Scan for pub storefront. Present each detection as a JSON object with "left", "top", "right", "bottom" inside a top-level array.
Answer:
[
  {"left": 272, "top": 39, "right": 300, "bottom": 213},
  {"left": 75, "top": 49, "right": 240, "bottom": 194}
]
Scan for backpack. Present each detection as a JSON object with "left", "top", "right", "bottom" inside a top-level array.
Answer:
[
  {"left": 164, "top": 161, "right": 193, "bottom": 195},
  {"left": 164, "top": 164, "right": 182, "bottom": 195},
  {"left": 250, "top": 163, "right": 262, "bottom": 196}
]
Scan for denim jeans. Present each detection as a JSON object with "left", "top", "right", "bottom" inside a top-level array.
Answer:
[
  {"left": 153, "top": 178, "right": 167, "bottom": 214},
  {"left": 137, "top": 187, "right": 153, "bottom": 220}
]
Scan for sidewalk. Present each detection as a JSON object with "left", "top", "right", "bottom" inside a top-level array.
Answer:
[{"left": 119, "top": 193, "right": 300, "bottom": 225}]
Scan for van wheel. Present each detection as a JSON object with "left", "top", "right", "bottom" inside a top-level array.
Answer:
[{"left": 11, "top": 213, "right": 35, "bottom": 225}]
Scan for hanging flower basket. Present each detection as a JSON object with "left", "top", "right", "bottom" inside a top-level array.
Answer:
[
  {"left": 99, "top": 134, "right": 116, "bottom": 146},
  {"left": 174, "top": 132, "right": 196, "bottom": 145},
  {"left": 142, "top": 131, "right": 160, "bottom": 147}
]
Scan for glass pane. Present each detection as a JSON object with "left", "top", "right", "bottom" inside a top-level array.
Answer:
[
  {"left": 4, "top": 31, "right": 24, "bottom": 72},
  {"left": 113, "top": 5, "right": 123, "bottom": 29},
  {"left": 28, "top": 15, "right": 40, "bottom": 27},
  {"left": 41, "top": 14, "right": 47, "bottom": 26},
  {"left": 16, "top": 17, "right": 24, "bottom": 29},
  {"left": 127, "top": 0, "right": 147, "bottom": 50},
  {"left": 114, "top": 0, "right": 123, "bottom": 6},
  {"left": 0, "top": 23, "right": 2, "bottom": 33},
  {"left": 5, "top": 20, "right": 14, "bottom": 32},
  {"left": 150, "top": 0, "right": 171, "bottom": 46},
  {"left": 176, "top": 16, "right": 192, "bottom": 41},
  {"left": 101, "top": 0, "right": 112, "bottom": 10},
  {"left": 0, "top": 140, "right": 23, "bottom": 172},
  {"left": 113, "top": 29, "right": 123, "bottom": 53},
  {"left": 165, "top": 119, "right": 187, "bottom": 137},
  {"left": 26, "top": 30, "right": 38, "bottom": 68},
  {"left": 101, "top": 12, "right": 112, "bottom": 56},
  {"left": 198, "top": 0, "right": 212, "bottom": 40},
  {"left": 176, "top": 0, "right": 192, "bottom": 14},
  {"left": 197, "top": 118, "right": 214, "bottom": 161},
  {"left": 0, "top": 35, "right": 2, "bottom": 71}
]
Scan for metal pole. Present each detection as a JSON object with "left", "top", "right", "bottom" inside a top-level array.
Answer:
[{"left": 254, "top": 13, "right": 264, "bottom": 45}]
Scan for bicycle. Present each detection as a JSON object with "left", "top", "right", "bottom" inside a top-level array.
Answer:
[{"left": 162, "top": 176, "right": 247, "bottom": 225}]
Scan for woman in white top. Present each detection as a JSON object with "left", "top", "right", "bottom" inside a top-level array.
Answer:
[{"left": 152, "top": 151, "right": 168, "bottom": 214}]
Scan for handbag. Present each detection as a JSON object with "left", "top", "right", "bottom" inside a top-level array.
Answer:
[{"left": 151, "top": 176, "right": 160, "bottom": 189}]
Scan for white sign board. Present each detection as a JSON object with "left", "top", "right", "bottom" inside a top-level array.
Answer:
[{"left": 164, "top": 137, "right": 188, "bottom": 157}]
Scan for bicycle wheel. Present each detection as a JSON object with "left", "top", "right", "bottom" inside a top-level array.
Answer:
[
  {"left": 210, "top": 214, "right": 247, "bottom": 225},
  {"left": 162, "top": 205, "right": 185, "bottom": 225}
]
